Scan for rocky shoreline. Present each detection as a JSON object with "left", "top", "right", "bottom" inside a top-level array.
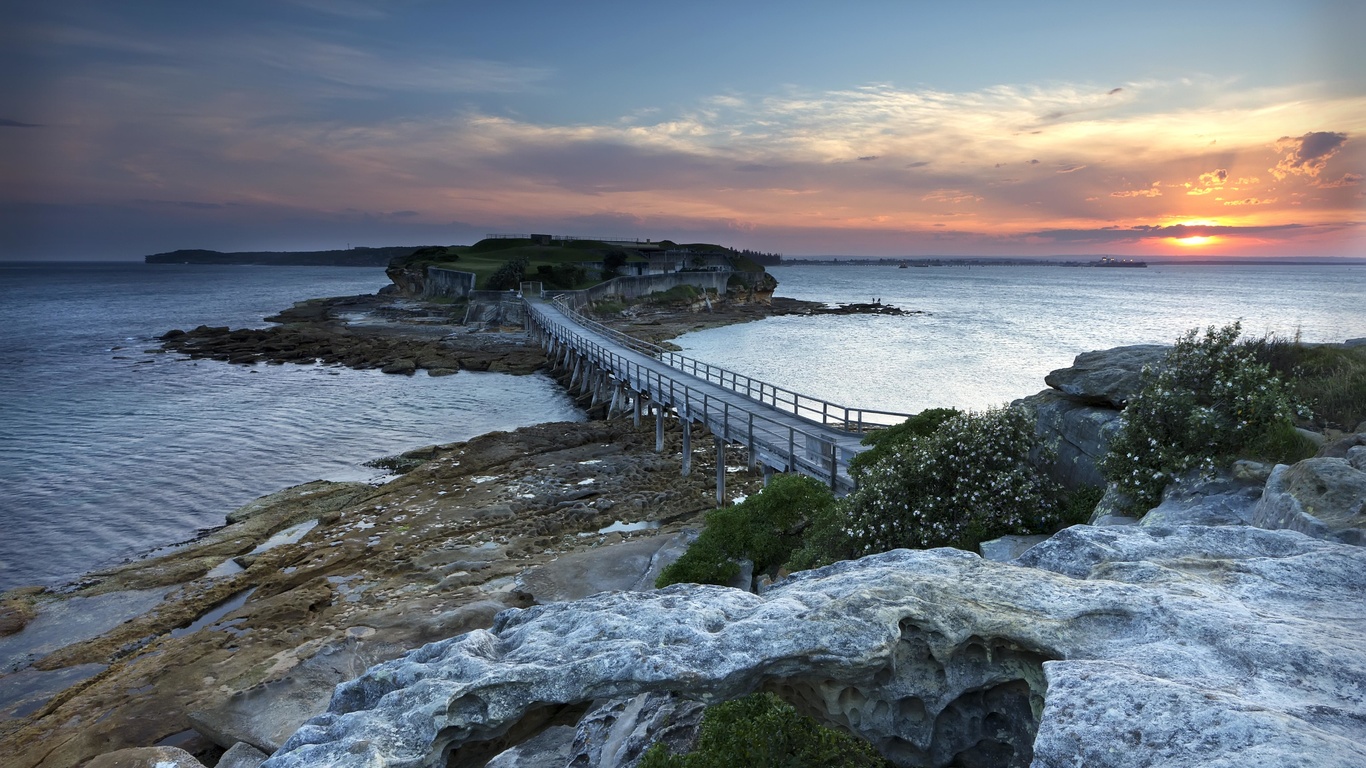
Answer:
[
  {"left": 3, "top": 284, "right": 1363, "bottom": 767},
  {"left": 0, "top": 285, "right": 917, "bottom": 766}
]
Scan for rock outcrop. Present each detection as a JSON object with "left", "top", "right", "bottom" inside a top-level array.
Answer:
[
  {"left": 264, "top": 524, "right": 1366, "bottom": 768},
  {"left": 1041, "top": 344, "right": 1166, "bottom": 408},
  {"left": 1015, "top": 345, "right": 1170, "bottom": 492},
  {"left": 1254, "top": 457, "right": 1366, "bottom": 545}
]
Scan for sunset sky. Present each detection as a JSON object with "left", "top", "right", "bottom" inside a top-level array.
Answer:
[{"left": 2, "top": 0, "right": 1363, "bottom": 259}]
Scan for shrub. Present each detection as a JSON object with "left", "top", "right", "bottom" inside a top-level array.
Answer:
[
  {"left": 1245, "top": 332, "right": 1366, "bottom": 430},
  {"left": 1099, "top": 322, "right": 1303, "bottom": 514},
  {"left": 639, "top": 692, "right": 890, "bottom": 768},
  {"left": 655, "top": 474, "right": 837, "bottom": 588},
  {"left": 848, "top": 408, "right": 960, "bottom": 477},
  {"left": 792, "top": 406, "right": 1063, "bottom": 568},
  {"left": 485, "top": 256, "right": 529, "bottom": 290}
]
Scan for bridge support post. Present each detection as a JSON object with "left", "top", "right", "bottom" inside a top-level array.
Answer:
[
  {"left": 633, "top": 392, "right": 642, "bottom": 427},
  {"left": 607, "top": 384, "right": 621, "bottom": 418},
  {"left": 762, "top": 464, "right": 774, "bottom": 487},
  {"left": 680, "top": 406, "right": 692, "bottom": 476},
  {"left": 655, "top": 404, "right": 664, "bottom": 452},
  {"left": 747, "top": 413, "right": 755, "bottom": 471},
  {"left": 715, "top": 436, "right": 726, "bottom": 506}
]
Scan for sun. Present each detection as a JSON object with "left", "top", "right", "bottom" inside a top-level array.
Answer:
[{"left": 1172, "top": 235, "right": 1217, "bottom": 247}]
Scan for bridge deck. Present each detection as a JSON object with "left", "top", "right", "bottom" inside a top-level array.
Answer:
[{"left": 526, "top": 297, "right": 883, "bottom": 493}]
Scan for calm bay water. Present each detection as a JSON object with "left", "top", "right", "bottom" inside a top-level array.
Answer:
[
  {"left": 1, "top": 260, "right": 1360, "bottom": 592},
  {"left": 675, "top": 262, "right": 1366, "bottom": 415},
  {"left": 0, "top": 263, "right": 584, "bottom": 592}
]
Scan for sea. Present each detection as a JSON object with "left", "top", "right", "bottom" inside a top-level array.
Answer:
[
  {"left": 0, "top": 263, "right": 585, "bottom": 593},
  {"left": 1, "top": 260, "right": 1362, "bottom": 593}
]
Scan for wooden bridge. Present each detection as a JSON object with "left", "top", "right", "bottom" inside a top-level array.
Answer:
[{"left": 522, "top": 287, "right": 911, "bottom": 502}]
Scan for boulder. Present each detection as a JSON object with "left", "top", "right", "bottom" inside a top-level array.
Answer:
[
  {"left": 1253, "top": 458, "right": 1366, "bottom": 545},
  {"left": 978, "top": 534, "right": 1050, "bottom": 562},
  {"left": 1042, "top": 344, "right": 1167, "bottom": 408},
  {"left": 218, "top": 742, "right": 269, "bottom": 768},
  {"left": 1015, "top": 389, "right": 1122, "bottom": 490},
  {"left": 85, "top": 746, "right": 206, "bottom": 768},
  {"left": 1139, "top": 471, "right": 1264, "bottom": 528},
  {"left": 264, "top": 525, "right": 1366, "bottom": 768}
]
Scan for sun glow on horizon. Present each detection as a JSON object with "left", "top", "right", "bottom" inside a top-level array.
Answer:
[{"left": 1171, "top": 235, "right": 1218, "bottom": 247}]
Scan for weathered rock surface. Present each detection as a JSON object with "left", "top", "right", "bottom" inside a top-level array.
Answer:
[
  {"left": 85, "top": 746, "right": 206, "bottom": 768},
  {"left": 0, "top": 420, "right": 760, "bottom": 767},
  {"left": 265, "top": 525, "right": 1366, "bottom": 768},
  {"left": 1139, "top": 471, "right": 1265, "bottom": 528},
  {"left": 513, "top": 533, "right": 692, "bottom": 604},
  {"left": 1042, "top": 344, "right": 1166, "bottom": 408},
  {"left": 1015, "top": 389, "right": 1122, "bottom": 490},
  {"left": 158, "top": 295, "right": 546, "bottom": 376},
  {"left": 217, "top": 742, "right": 269, "bottom": 768},
  {"left": 1253, "top": 457, "right": 1366, "bottom": 545}
]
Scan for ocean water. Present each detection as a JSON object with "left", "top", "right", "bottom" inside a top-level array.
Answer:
[
  {"left": 675, "top": 262, "right": 1366, "bottom": 415},
  {"left": 0, "top": 263, "right": 584, "bottom": 592},
  {"left": 2, "top": 261, "right": 1361, "bottom": 592}
]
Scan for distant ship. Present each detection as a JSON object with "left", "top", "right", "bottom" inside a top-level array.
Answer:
[{"left": 1089, "top": 257, "right": 1148, "bottom": 268}]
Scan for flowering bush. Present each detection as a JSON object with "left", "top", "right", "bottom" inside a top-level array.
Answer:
[
  {"left": 791, "top": 405, "right": 1063, "bottom": 567},
  {"left": 1099, "top": 321, "right": 1304, "bottom": 514}
]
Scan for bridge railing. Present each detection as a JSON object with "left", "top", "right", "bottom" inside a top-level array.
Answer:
[
  {"left": 528, "top": 303, "right": 858, "bottom": 491},
  {"left": 545, "top": 296, "right": 911, "bottom": 433}
]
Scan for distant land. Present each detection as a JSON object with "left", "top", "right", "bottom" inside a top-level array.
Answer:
[{"left": 144, "top": 247, "right": 424, "bottom": 266}]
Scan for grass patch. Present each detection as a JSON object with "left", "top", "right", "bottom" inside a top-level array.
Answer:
[{"left": 1245, "top": 333, "right": 1366, "bottom": 430}]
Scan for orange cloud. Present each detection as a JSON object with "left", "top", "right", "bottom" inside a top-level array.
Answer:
[
  {"left": 1112, "top": 182, "right": 1162, "bottom": 198},
  {"left": 1222, "top": 197, "right": 1277, "bottom": 206},
  {"left": 1271, "top": 132, "right": 1347, "bottom": 179}
]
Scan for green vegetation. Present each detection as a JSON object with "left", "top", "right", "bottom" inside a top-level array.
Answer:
[
  {"left": 792, "top": 406, "right": 1065, "bottom": 568},
  {"left": 639, "top": 692, "right": 890, "bottom": 768},
  {"left": 847, "top": 408, "right": 960, "bottom": 476},
  {"left": 655, "top": 475, "right": 837, "bottom": 588},
  {"left": 1244, "top": 332, "right": 1366, "bottom": 431},
  {"left": 1100, "top": 322, "right": 1314, "bottom": 514}
]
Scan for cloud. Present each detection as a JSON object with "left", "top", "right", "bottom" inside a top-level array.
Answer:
[
  {"left": 0, "top": 118, "right": 42, "bottom": 127},
  {"left": 1108, "top": 87, "right": 1124, "bottom": 95},
  {"left": 1056, "top": 164, "right": 1086, "bottom": 173},
  {"left": 1111, "top": 182, "right": 1162, "bottom": 198},
  {"left": 1186, "top": 187, "right": 1215, "bottom": 195},
  {"left": 904, "top": 161, "right": 930, "bottom": 168},
  {"left": 1222, "top": 197, "right": 1277, "bottom": 205},
  {"left": 1271, "top": 131, "right": 1348, "bottom": 179},
  {"left": 1318, "top": 172, "right": 1363, "bottom": 188},
  {"left": 1198, "top": 169, "right": 1229, "bottom": 186},
  {"left": 921, "top": 189, "right": 983, "bottom": 204},
  {"left": 857, "top": 155, "right": 879, "bottom": 161},
  {"left": 1031, "top": 222, "right": 1309, "bottom": 244}
]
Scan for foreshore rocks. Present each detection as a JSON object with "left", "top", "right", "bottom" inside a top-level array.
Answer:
[
  {"left": 157, "top": 295, "right": 546, "bottom": 376},
  {"left": 265, "top": 524, "right": 1366, "bottom": 768},
  {"left": 0, "top": 420, "right": 763, "bottom": 768}
]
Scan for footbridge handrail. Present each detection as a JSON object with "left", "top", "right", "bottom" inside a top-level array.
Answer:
[
  {"left": 545, "top": 294, "right": 911, "bottom": 433},
  {"left": 528, "top": 300, "right": 860, "bottom": 491}
]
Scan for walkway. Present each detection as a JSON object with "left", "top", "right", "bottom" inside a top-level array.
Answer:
[{"left": 524, "top": 295, "right": 911, "bottom": 497}]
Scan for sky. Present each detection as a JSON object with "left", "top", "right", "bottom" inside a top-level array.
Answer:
[{"left": 2, "top": 0, "right": 1364, "bottom": 260}]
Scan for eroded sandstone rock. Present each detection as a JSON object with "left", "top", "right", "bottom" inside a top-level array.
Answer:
[
  {"left": 1042, "top": 344, "right": 1166, "bottom": 408},
  {"left": 1254, "top": 457, "right": 1366, "bottom": 544},
  {"left": 265, "top": 525, "right": 1366, "bottom": 768}
]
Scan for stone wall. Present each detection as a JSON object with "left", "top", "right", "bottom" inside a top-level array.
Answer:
[
  {"left": 423, "top": 267, "right": 476, "bottom": 299},
  {"left": 549, "top": 272, "right": 734, "bottom": 309}
]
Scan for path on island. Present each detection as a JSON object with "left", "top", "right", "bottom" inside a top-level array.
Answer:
[{"left": 524, "top": 293, "right": 911, "bottom": 498}]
